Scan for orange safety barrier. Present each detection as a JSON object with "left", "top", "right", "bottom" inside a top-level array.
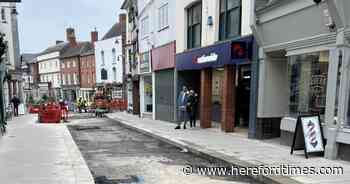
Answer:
[
  {"left": 38, "top": 103, "right": 62, "bottom": 123},
  {"left": 29, "top": 105, "right": 40, "bottom": 114}
]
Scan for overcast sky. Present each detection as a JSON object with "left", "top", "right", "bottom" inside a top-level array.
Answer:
[{"left": 18, "top": 0, "right": 124, "bottom": 54}]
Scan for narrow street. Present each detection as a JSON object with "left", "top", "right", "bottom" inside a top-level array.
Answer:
[{"left": 68, "top": 115, "right": 261, "bottom": 184}]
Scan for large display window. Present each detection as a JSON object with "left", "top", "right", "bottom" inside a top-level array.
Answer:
[{"left": 288, "top": 51, "right": 329, "bottom": 118}]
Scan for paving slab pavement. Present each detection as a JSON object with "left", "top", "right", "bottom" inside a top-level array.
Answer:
[
  {"left": 0, "top": 114, "right": 94, "bottom": 184},
  {"left": 106, "top": 112, "right": 350, "bottom": 184}
]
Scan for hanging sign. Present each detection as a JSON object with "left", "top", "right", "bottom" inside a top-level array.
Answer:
[{"left": 291, "top": 115, "right": 325, "bottom": 158}]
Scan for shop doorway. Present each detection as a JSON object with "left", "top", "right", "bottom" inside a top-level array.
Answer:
[
  {"left": 235, "top": 65, "right": 251, "bottom": 128},
  {"left": 210, "top": 66, "right": 251, "bottom": 131}
]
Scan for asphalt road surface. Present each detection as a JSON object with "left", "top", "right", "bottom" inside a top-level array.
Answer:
[{"left": 68, "top": 115, "right": 262, "bottom": 184}]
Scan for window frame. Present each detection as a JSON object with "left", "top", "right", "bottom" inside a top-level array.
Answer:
[
  {"left": 187, "top": 2, "right": 202, "bottom": 49},
  {"left": 219, "top": 0, "right": 242, "bottom": 41},
  {"left": 158, "top": 3, "right": 169, "bottom": 31},
  {"left": 101, "top": 50, "right": 105, "bottom": 65},
  {"left": 112, "top": 48, "right": 116, "bottom": 64},
  {"left": 141, "top": 16, "right": 149, "bottom": 39}
]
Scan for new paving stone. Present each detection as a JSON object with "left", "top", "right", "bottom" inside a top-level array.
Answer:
[
  {"left": 106, "top": 112, "right": 350, "bottom": 184},
  {"left": 0, "top": 114, "right": 94, "bottom": 184}
]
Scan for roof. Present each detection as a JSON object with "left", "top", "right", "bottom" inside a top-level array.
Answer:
[
  {"left": 21, "top": 53, "right": 37, "bottom": 64},
  {"left": 80, "top": 43, "right": 95, "bottom": 56},
  {"left": 102, "top": 22, "right": 123, "bottom": 40},
  {"left": 60, "top": 42, "right": 93, "bottom": 59},
  {"left": 38, "top": 42, "right": 68, "bottom": 56}
]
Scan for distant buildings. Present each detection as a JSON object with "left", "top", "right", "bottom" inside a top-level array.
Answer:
[
  {"left": 36, "top": 41, "right": 66, "bottom": 99},
  {"left": 60, "top": 28, "right": 93, "bottom": 102},
  {"left": 79, "top": 30, "right": 98, "bottom": 102}
]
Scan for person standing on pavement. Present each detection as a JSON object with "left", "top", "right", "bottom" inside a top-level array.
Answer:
[
  {"left": 186, "top": 90, "right": 195, "bottom": 128},
  {"left": 11, "top": 95, "right": 20, "bottom": 117},
  {"left": 188, "top": 90, "right": 198, "bottom": 128},
  {"left": 175, "top": 86, "right": 189, "bottom": 129}
]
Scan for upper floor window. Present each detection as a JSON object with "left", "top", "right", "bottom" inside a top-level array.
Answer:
[
  {"left": 101, "top": 68, "right": 108, "bottom": 80},
  {"left": 1, "top": 8, "right": 5, "bottom": 22},
  {"left": 219, "top": 0, "right": 241, "bottom": 41},
  {"left": 72, "top": 61, "right": 76, "bottom": 67},
  {"left": 112, "top": 67, "right": 117, "bottom": 81},
  {"left": 101, "top": 50, "right": 105, "bottom": 65},
  {"left": 112, "top": 48, "right": 116, "bottom": 64},
  {"left": 158, "top": 3, "right": 169, "bottom": 30},
  {"left": 141, "top": 16, "right": 149, "bottom": 39},
  {"left": 187, "top": 3, "right": 202, "bottom": 49}
]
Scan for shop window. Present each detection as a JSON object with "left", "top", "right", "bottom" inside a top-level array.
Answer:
[
  {"left": 219, "top": 0, "right": 241, "bottom": 41},
  {"left": 288, "top": 51, "right": 329, "bottom": 118},
  {"left": 187, "top": 2, "right": 202, "bottom": 49},
  {"left": 101, "top": 68, "right": 108, "bottom": 80}
]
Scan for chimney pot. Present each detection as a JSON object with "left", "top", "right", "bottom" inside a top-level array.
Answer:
[{"left": 91, "top": 30, "right": 98, "bottom": 45}]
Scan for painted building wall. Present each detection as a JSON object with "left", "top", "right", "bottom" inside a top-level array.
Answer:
[
  {"left": 176, "top": 0, "right": 252, "bottom": 54},
  {"left": 95, "top": 36, "right": 123, "bottom": 84},
  {"left": 37, "top": 51, "right": 61, "bottom": 88},
  {"left": 0, "top": 2, "right": 20, "bottom": 70}
]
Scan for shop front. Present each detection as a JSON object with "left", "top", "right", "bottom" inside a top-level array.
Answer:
[
  {"left": 139, "top": 51, "right": 153, "bottom": 119},
  {"left": 152, "top": 42, "right": 176, "bottom": 122},
  {"left": 176, "top": 36, "right": 254, "bottom": 132},
  {"left": 253, "top": 0, "right": 350, "bottom": 160}
]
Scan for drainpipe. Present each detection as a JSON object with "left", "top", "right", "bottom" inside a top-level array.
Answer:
[{"left": 248, "top": 0, "right": 262, "bottom": 139}]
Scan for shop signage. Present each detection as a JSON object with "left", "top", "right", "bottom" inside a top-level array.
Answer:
[
  {"left": 176, "top": 36, "right": 253, "bottom": 71},
  {"left": 151, "top": 42, "right": 175, "bottom": 71},
  {"left": 196, "top": 53, "right": 218, "bottom": 64},
  {"left": 232, "top": 42, "right": 247, "bottom": 60},
  {"left": 291, "top": 115, "right": 325, "bottom": 158}
]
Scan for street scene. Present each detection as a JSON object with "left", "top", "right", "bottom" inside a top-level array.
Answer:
[{"left": 1, "top": 0, "right": 350, "bottom": 184}]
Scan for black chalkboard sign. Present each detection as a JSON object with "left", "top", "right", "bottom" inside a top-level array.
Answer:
[{"left": 290, "top": 115, "right": 325, "bottom": 158}]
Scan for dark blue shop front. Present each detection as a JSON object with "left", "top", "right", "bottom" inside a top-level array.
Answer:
[{"left": 175, "top": 36, "right": 254, "bottom": 133}]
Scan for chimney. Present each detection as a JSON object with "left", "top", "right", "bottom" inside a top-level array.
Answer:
[
  {"left": 119, "top": 13, "right": 126, "bottom": 24},
  {"left": 66, "top": 28, "right": 77, "bottom": 47},
  {"left": 91, "top": 29, "right": 98, "bottom": 45},
  {"left": 56, "top": 40, "right": 64, "bottom": 45}
]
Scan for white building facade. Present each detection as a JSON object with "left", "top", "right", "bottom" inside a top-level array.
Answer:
[
  {"left": 37, "top": 46, "right": 64, "bottom": 99},
  {"left": 95, "top": 36, "right": 123, "bottom": 85},
  {"left": 0, "top": 2, "right": 21, "bottom": 106}
]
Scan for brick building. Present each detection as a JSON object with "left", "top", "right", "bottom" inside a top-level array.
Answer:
[
  {"left": 79, "top": 30, "right": 98, "bottom": 102},
  {"left": 60, "top": 28, "right": 92, "bottom": 103}
]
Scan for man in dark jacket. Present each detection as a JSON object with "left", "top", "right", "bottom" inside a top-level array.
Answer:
[
  {"left": 175, "top": 86, "right": 188, "bottom": 129},
  {"left": 187, "top": 90, "right": 198, "bottom": 128},
  {"left": 11, "top": 95, "right": 20, "bottom": 117}
]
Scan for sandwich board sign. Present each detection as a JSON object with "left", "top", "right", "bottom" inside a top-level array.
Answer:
[{"left": 290, "top": 115, "right": 325, "bottom": 158}]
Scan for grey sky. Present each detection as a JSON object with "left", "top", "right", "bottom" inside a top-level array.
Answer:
[{"left": 18, "top": 0, "right": 124, "bottom": 54}]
